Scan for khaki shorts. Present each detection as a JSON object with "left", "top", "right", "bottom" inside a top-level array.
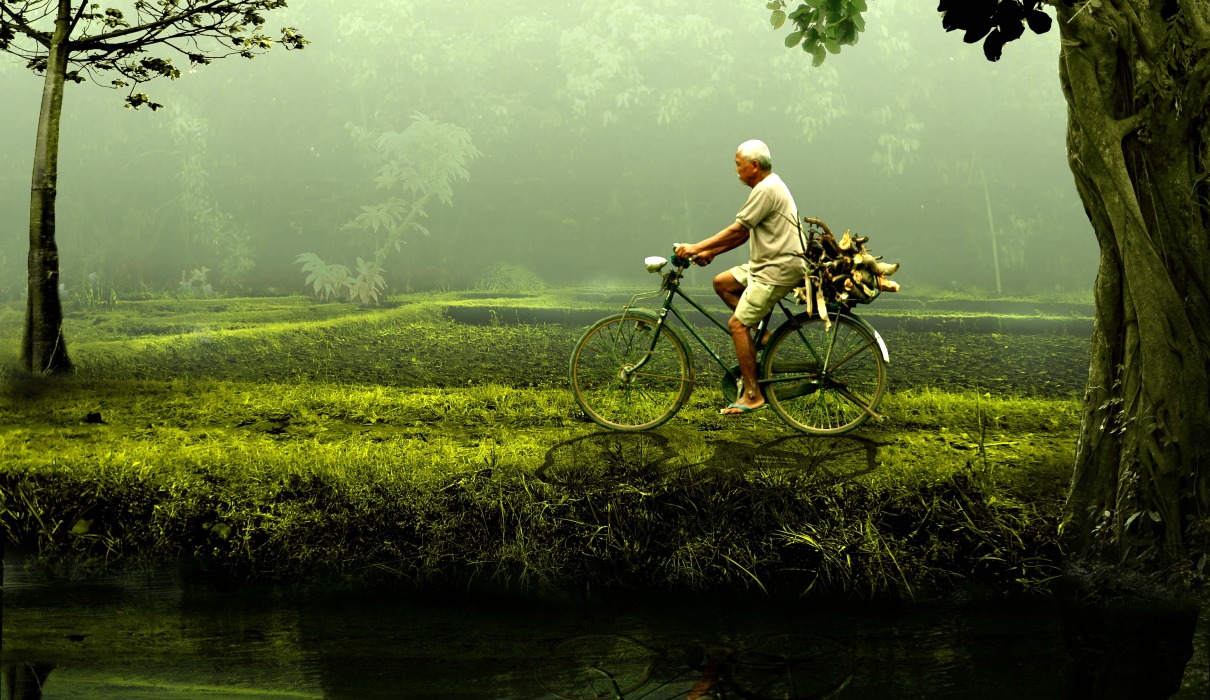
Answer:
[{"left": 730, "top": 264, "right": 797, "bottom": 328}]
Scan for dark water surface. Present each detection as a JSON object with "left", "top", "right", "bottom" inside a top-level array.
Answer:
[
  {"left": 7, "top": 563, "right": 1209, "bottom": 699},
  {"left": 0, "top": 564, "right": 1080, "bottom": 699}
]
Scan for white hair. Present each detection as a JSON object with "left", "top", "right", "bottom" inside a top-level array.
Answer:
[{"left": 736, "top": 139, "right": 772, "bottom": 170}]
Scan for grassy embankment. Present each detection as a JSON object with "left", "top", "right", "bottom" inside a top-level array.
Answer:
[{"left": 0, "top": 292, "right": 1085, "bottom": 599}]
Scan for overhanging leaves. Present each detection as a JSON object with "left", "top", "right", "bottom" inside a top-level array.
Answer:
[
  {"left": 766, "top": 0, "right": 866, "bottom": 67},
  {"left": 936, "top": 0, "right": 1053, "bottom": 62},
  {"left": 0, "top": 1, "right": 308, "bottom": 107}
]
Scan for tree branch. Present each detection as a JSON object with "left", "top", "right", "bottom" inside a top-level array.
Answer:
[
  {"left": 1058, "top": 29, "right": 1152, "bottom": 242},
  {"left": 71, "top": 0, "right": 229, "bottom": 50},
  {"left": 0, "top": 2, "right": 52, "bottom": 47},
  {"left": 1113, "top": 111, "right": 1145, "bottom": 140},
  {"left": 2, "top": 43, "right": 41, "bottom": 62},
  {"left": 73, "top": 22, "right": 237, "bottom": 68},
  {"left": 1109, "top": 0, "right": 1157, "bottom": 59},
  {"left": 66, "top": 0, "right": 87, "bottom": 34},
  {"left": 1184, "top": 52, "right": 1210, "bottom": 121}
]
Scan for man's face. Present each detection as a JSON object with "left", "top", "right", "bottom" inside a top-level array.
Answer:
[{"left": 735, "top": 152, "right": 761, "bottom": 186}]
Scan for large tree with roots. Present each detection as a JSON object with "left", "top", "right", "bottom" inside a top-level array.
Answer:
[
  {"left": 775, "top": 0, "right": 1207, "bottom": 692},
  {"left": 0, "top": 0, "right": 306, "bottom": 375},
  {"left": 1047, "top": 0, "right": 1209, "bottom": 589},
  {"left": 943, "top": 0, "right": 1210, "bottom": 597},
  {"left": 777, "top": 0, "right": 1208, "bottom": 582}
]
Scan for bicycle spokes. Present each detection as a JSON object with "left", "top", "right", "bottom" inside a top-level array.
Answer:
[
  {"left": 763, "top": 313, "right": 886, "bottom": 435},
  {"left": 570, "top": 313, "right": 692, "bottom": 431}
]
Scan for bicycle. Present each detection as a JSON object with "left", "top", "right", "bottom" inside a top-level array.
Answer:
[
  {"left": 534, "top": 631, "right": 854, "bottom": 700},
  {"left": 568, "top": 218, "right": 890, "bottom": 436}
]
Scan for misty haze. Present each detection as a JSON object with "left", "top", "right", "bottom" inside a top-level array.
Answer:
[
  {"left": 2, "top": 1, "right": 1207, "bottom": 699},
  {"left": 1, "top": 0, "right": 1091, "bottom": 298}
]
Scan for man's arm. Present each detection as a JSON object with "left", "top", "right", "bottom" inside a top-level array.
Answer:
[{"left": 678, "top": 221, "right": 749, "bottom": 262}]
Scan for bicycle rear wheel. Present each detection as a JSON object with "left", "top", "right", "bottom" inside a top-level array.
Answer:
[
  {"left": 569, "top": 311, "right": 693, "bottom": 431},
  {"left": 535, "top": 634, "right": 660, "bottom": 700},
  {"left": 762, "top": 312, "right": 886, "bottom": 435}
]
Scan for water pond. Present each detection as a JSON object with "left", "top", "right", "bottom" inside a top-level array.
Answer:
[
  {"left": 2, "top": 563, "right": 1075, "bottom": 699},
  {"left": 4, "top": 563, "right": 1205, "bottom": 700}
]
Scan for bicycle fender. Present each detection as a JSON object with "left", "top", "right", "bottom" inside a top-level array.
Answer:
[
  {"left": 872, "top": 328, "right": 890, "bottom": 364},
  {"left": 846, "top": 313, "right": 889, "bottom": 364},
  {"left": 796, "top": 310, "right": 890, "bottom": 365}
]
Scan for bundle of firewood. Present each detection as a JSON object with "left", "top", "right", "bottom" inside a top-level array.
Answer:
[{"left": 791, "top": 219, "right": 900, "bottom": 326}]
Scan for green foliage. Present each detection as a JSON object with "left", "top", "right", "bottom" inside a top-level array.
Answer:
[
  {"left": 178, "top": 267, "right": 214, "bottom": 298},
  {"left": 292, "top": 254, "right": 386, "bottom": 305},
  {"left": 301, "top": 114, "right": 478, "bottom": 298},
  {"left": 0, "top": 1, "right": 307, "bottom": 108},
  {"left": 167, "top": 104, "right": 256, "bottom": 289},
  {"left": 70, "top": 272, "right": 119, "bottom": 312},
  {"left": 373, "top": 114, "right": 479, "bottom": 206},
  {"left": 348, "top": 257, "right": 387, "bottom": 305},
  {"left": 0, "top": 369, "right": 1070, "bottom": 593},
  {"left": 0, "top": 292, "right": 1090, "bottom": 590},
  {"left": 474, "top": 264, "right": 548, "bottom": 293},
  {"left": 294, "top": 253, "right": 351, "bottom": 301},
  {"left": 348, "top": 201, "right": 405, "bottom": 236},
  {"left": 767, "top": 0, "right": 867, "bottom": 67},
  {"left": 556, "top": 2, "right": 735, "bottom": 128}
]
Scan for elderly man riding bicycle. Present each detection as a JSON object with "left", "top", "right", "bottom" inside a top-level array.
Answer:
[{"left": 675, "top": 139, "right": 806, "bottom": 416}]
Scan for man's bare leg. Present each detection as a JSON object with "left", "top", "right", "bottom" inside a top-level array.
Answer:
[
  {"left": 723, "top": 314, "right": 763, "bottom": 413},
  {"left": 713, "top": 270, "right": 744, "bottom": 310},
  {"left": 714, "top": 270, "right": 770, "bottom": 347}
]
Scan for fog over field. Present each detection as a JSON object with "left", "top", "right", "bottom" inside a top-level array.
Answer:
[{"left": 0, "top": 0, "right": 1088, "bottom": 300}]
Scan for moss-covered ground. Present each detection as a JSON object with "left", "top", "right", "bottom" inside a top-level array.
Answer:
[{"left": 0, "top": 291, "right": 1086, "bottom": 599}]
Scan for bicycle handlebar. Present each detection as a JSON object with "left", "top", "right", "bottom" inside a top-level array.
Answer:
[{"left": 671, "top": 242, "right": 693, "bottom": 268}]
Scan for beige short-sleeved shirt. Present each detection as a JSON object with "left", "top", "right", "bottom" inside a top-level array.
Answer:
[{"left": 734, "top": 172, "right": 806, "bottom": 286}]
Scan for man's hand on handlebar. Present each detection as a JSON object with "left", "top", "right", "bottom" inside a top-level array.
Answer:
[{"left": 675, "top": 243, "right": 714, "bottom": 266}]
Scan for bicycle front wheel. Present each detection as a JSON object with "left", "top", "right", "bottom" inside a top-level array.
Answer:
[
  {"left": 762, "top": 312, "right": 886, "bottom": 435},
  {"left": 569, "top": 311, "right": 693, "bottom": 431}
]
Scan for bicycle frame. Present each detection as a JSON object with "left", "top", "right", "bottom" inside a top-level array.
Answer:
[
  {"left": 570, "top": 239, "right": 893, "bottom": 433},
  {"left": 618, "top": 258, "right": 887, "bottom": 391}
]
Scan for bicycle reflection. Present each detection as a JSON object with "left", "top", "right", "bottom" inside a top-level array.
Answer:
[{"left": 535, "top": 631, "right": 854, "bottom": 699}]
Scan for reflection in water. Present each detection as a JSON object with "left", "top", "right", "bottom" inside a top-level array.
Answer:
[
  {"left": 535, "top": 632, "right": 854, "bottom": 700},
  {"left": 1, "top": 563, "right": 1094, "bottom": 699},
  {"left": 535, "top": 634, "right": 658, "bottom": 699},
  {"left": 2, "top": 565, "right": 321, "bottom": 699},
  {"left": 1055, "top": 582, "right": 1203, "bottom": 700},
  {"left": 1, "top": 663, "right": 54, "bottom": 700}
]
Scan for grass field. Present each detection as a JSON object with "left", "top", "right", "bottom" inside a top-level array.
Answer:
[{"left": 0, "top": 291, "right": 1086, "bottom": 598}]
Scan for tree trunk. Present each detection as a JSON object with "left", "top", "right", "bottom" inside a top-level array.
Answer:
[
  {"left": 1, "top": 662, "right": 56, "bottom": 700},
  {"left": 1057, "top": 0, "right": 1209, "bottom": 695},
  {"left": 21, "top": 1, "right": 73, "bottom": 375}
]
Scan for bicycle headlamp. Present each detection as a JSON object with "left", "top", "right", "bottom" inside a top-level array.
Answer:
[{"left": 644, "top": 256, "right": 668, "bottom": 273}]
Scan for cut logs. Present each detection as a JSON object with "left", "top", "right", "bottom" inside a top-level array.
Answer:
[{"left": 792, "top": 219, "right": 901, "bottom": 325}]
